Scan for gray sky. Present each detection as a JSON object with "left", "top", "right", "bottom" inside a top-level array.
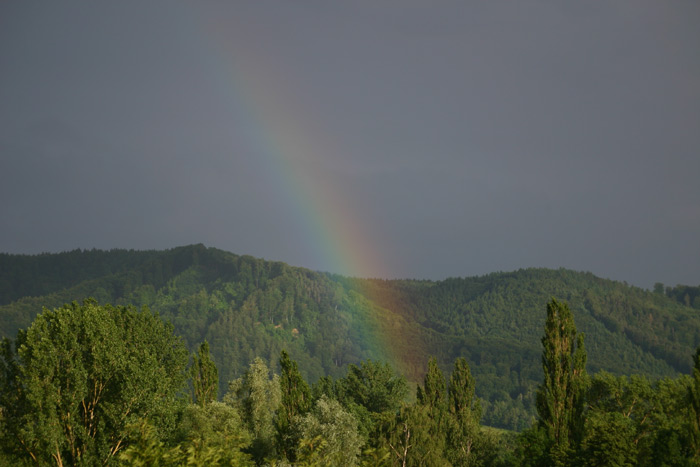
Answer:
[{"left": 1, "top": 1, "right": 699, "bottom": 289}]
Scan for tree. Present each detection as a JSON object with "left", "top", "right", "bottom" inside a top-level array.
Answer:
[
  {"left": 337, "top": 359, "right": 408, "bottom": 443},
  {"left": 224, "top": 357, "right": 281, "bottom": 464},
  {"left": 339, "top": 360, "right": 408, "bottom": 415},
  {"left": 690, "top": 347, "right": 700, "bottom": 461},
  {"left": 276, "top": 350, "right": 311, "bottom": 462},
  {"left": 174, "top": 401, "right": 253, "bottom": 465},
  {"left": 535, "top": 298, "right": 587, "bottom": 466},
  {"left": 0, "top": 299, "right": 188, "bottom": 465},
  {"left": 384, "top": 403, "right": 436, "bottom": 467},
  {"left": 295, "top": 395, "right": 362, "bottom": 466},
  {"left": 191, "top": 340, "right": 218, "bottom": 406},
  {"left": 578, "top": 411, "right": 637, "bottom": 467},
  {"left": 448, "top": 357, "right": 481, "bottom": 428},
  {"left": 415, "top": 357, "right": 449, "bottom": 464},
  {"left": 417, "top": 357, "right": 447, "bottom": 414},
  {"left": 447, "top": 357, "right": 483, "bottom": 466}
]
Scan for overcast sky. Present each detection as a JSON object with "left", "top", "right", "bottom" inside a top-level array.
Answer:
[{"left": 1, "top": 1, "right": 699, "bottom": 289}]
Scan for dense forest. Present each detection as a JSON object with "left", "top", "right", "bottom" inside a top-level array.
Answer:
[{"left": 1, "top": 244, "right": 699, "bottom": 433}]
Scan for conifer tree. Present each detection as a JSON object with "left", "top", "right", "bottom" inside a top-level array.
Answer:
[
  {"left": 536, "top": 298, "right": 587, "bottom": 466},
  {"left": 191, "top": 340, "right": 218, "bottom": 406}
]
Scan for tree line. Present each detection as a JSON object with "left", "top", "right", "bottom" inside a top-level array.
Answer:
[{"left": 1, "top": 297, "right": 700, "bottom": 465}]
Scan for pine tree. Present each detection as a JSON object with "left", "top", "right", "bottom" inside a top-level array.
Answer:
[{"left": 536, "top": 298, "right": 587, "bottom": 466}]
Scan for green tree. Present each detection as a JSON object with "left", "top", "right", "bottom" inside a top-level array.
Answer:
[
  {"left": 415, "top": 357, "right": 449, "bottom": 465},
  {"left": 175, "top": 401, "right": 253, "bottom": 466},
  {"left": 296, "top": 395, "right": 362, "bottom": 466},
  {"left": 0, "top": 299, "right": 188, "bottom": 465},
  {"left": 339, "top": 360, "right": 407, "bottom": 414},
  {"left": 690, "top": 347, "right": 700, "bottom": 461},
  {"left": 191, "top": 340, "right": 218, "bottom": 406},
  {"left": 384, "top": 403, "right": 431, "bottom": 467},
  {"left": 224, "top": 357, "right": 281, "bottom": 464},
  {"left": 276, "top": 350, "right": 311, "bottom": 462},
  {"left": 337, "top": 360, "right": 408, "bottom": 443},
  {"left": 447, "top": 357, "right": 483, "bottom": 466},
  {"left": 585, "top": 371, "right": 656, "bottom": 462},
  {"left": 417, "top": 357, "right": 447, "bottom": 414},
  {"left": 578, "top": 411, "right": 637, "bottom": 467},
  {"left": 535, "top": 298, "right": 587, "bottom": 466}
]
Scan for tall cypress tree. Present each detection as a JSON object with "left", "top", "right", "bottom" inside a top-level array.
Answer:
[{"left": 536, "top": 298, "right": 587, "bottom": 466}]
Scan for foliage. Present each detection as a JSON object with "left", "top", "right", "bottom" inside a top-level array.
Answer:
[
  {"left": 691, "top": 347, "right": 700, "bottom": 460},
  {"left": 414, "top": 357, "right": 450, "bottom": 465},
  {"left": 536, "top": 298, "right": 587, "bottom": 466},
  {"left": 336, "top": 359, "right": 408, "bottom": 441},
  {"left": 2, "top": 293, "right": 700, "bottom": 464},
  {"left": 224, "top": 357, "right": 281, "bottom": 464},
  {"left": 447, "top": 357, "right": 483, "bottom": 466},
  {"left": 295, "top": 395, "right": 363, "bottom": 466},
  {"left": 173, "top": 402, "right": 253, "bottom": 466},
  {"left": 119, "top": 411, "right": 253, "bottom": 467},
  {"left": 0, "top": 299, "right": 188, "bottom": 465},
  {"left": 191, "top": 340, "right": 218, "bottom": 406},
  {"left": 276, "top": 350, "right": 311, "bottom": 462}
]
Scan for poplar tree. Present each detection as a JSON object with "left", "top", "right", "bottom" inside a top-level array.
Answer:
[
  {"left": 417, "top": 357, "right": 447, "bottom": 414},
  {"left": 191, "top": 340, "right": 218, "bottom": 406},
  {"left": 276, "top": 349, "right": 311, "bottom": 462},
  {"left": 414, "top": 357, "right": 449, "bottom": 465},
  {"left": 536, "top": 298, "right": 587, "bottom": 466},
  {"left": 690, "top": 347, "right": 700, "bottom": 461},
  {"left": 447, "top": 357, "right": 482, "bottom": 465}
]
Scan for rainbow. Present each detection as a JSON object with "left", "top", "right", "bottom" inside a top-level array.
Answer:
[{"left": 191, "top": 7, "right": 430, "bottom": 379}]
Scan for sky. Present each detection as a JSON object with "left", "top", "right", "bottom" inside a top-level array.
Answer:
[{"left": 1, "top": 1, "right": 699, "bottom": 289}]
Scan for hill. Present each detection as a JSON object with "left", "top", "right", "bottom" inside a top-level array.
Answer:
[{"left": 1, "top": 244, "right": 698, "bottom": 430}]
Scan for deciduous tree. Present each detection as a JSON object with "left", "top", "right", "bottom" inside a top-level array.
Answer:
[
  {"left": 276, "top": 349, "right": 311, "bottom": 462},
  {"left": 0, "top": 299, "right": 187, "bottom": 465},
  {"left": 191, "top": 340, "right": 218, "bottom": 406},
  {"left": 535, "top": 298, "right": 587, "bottom": 466}
]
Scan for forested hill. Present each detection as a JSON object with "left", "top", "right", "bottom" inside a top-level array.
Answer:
[{"left": 1, "top": 244, "right": 699, "bottom": 430}]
